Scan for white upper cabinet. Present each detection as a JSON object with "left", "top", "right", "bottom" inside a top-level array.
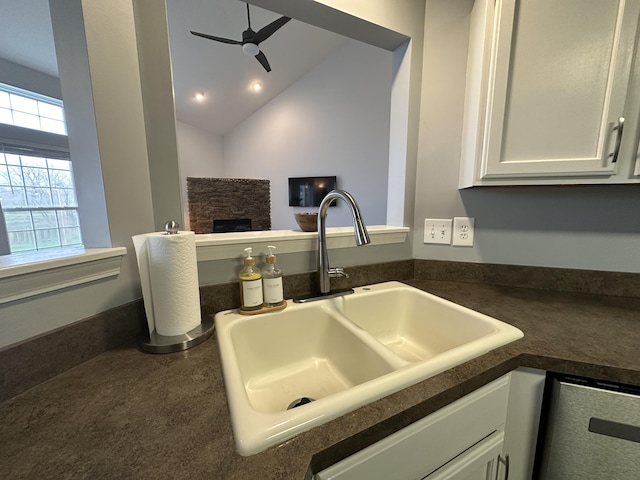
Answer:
[{"left": 460, "top": 0, "right": 640, "bottom": 187}]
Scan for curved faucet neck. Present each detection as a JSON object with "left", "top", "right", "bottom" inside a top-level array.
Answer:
[{"left": 317, "top": 190, "right": 370, "bottom": 294}]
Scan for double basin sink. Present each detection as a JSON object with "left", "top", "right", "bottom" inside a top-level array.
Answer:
[{"left": 214, "top": 281, "right": 523, "bottom": 455}]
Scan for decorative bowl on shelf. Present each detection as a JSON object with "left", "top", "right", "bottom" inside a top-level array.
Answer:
[{"left": 294, "top": 212, "right": 318, "bottom": 232}]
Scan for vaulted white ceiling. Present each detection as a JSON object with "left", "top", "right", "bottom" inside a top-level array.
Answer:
[
  {"left": 0, "top": 0, "right": 351, "bottom": 137},
  {"left": 166, "top": 0, "right": 350, "bottom": 135},
  {"left": 0, "top": 0, "right": 58, "bottom": 77}
]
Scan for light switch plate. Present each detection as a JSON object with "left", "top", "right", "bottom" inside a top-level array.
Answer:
[
  {"left": 424, "top": 219, "right": 452, "bottom": 244},
  {"left": 452, "top": 217, "right": 475, "bottom": 246}
]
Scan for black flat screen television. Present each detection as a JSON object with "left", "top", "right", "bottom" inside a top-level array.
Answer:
[{"left": 288, "top": 176, "right": 337, "bottom": 207}]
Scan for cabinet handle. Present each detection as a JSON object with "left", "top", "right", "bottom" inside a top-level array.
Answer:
[
  {"left": 608, "top": 116, "right": 625, "bottom": 163},
  {"left": 495, "top": 453, "right": 510, "bottom": 480},
  {"left": 589, "top": 417, "right": 640, "bottom": 443}
]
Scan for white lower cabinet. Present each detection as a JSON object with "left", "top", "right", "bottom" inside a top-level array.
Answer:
[
  {"left": 423, "top": 430, "right": 505, "bottom": 480},
  {"left": 316, "top": 369, "right": 546, "bottom": 480},
  {"left": 503, "top": 368, "right": 546, "bottom": 480}
]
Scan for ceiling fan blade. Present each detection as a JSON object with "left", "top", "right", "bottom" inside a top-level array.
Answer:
[
  {"left": 253, "top": 16, "right": 291, "bottom": 44},
  {"left": 255, "top": 51, "right": 272, "bottom": 72},
  {"left": 190, "top": 30, "right": 242, "bottom": 45},
  {"left": 245, "top": 3, "right": 252, "bottom": 30}
]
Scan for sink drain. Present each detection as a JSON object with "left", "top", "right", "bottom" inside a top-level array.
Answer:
[{"left": 287, "top": 397, "right": 315, "bottom": 410}]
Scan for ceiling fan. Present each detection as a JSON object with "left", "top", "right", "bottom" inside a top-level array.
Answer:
[{"left": 190, "top": 3, "right": 291, "bottom": 73}]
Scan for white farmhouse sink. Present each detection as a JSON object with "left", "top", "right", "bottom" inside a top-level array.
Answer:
[{"left": 214, "top": 281, "right": 523, "bottom": 456}]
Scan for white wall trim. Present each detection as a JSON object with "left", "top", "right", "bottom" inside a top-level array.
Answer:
[
  {"left": 195, "top": 225, "right": 410, "bottom": 261},
  {"left": 0, "top": 226, "right": 408, "bottom": 303},
  {"left": 0, "top": 247, "right": 127, "bottom": 304}
]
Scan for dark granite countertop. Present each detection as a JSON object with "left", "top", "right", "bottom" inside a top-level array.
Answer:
[{"left": 2, "top": 279, "right": 640, "bottom": 479}]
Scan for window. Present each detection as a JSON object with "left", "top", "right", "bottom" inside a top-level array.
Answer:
[
  {"left": 0, "top": 83, "right": 81, "bottom": 253},
  {"left": 0, "top": 84, "right": 66, "bottom": 135}
]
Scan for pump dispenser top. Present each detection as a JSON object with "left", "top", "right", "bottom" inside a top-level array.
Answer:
[
  {"left": 243, "top": 247, "right": 255, "bottom": 266},
  {"left": 266, "top": 245, "right": 277, "bottom": 264}
]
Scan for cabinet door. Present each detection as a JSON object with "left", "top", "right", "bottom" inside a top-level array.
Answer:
[
  {"left": 422, "top": 431, "right": 506, "bottom": 480},
  {"left": 481, "top": 0, "right": 640, "bottom": 179},
  {"left": 503, "top": 368, "right": 546, "bottom": 480},
  {"left": 315, "top": 376, "right": 510, "bottom": 480}
]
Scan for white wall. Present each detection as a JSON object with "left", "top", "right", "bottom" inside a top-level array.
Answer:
[
  {"left": 414, "top": 0, "right": 640, "bottom": 273},
  {"left": 6, "top": 0, "right": 640, "bottom": 352},
  {"left": 250, "top": 0, "right": 425, "bottom": 229},
  {"left": 223, "top": 40, "right": 391, "bottom": 230},
  {"left": 0, "top": 0, "right": 155, "bottom": 349},
  {"left": 0, "top": 58, "right": 62, "bottom": 99},
  {"left": 50, "top": 0, "right": 112, "bottom": 249},
  {"left": 175, "top": 121, "right": 225, "bottom": 229},
  {"left": 134, "top": 0, "right": 184, "bottom": 232},
  {"left": 0, "top": 0, "right": 421, "bottom": 349}
]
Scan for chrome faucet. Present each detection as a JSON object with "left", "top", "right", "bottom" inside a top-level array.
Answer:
[{"left": 295, "top": 190, "right": 370, "bottom": 302}]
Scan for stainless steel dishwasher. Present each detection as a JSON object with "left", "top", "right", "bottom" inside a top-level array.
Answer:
[{"left": 535, "top": 375, "right": 640, "bottom": 479}]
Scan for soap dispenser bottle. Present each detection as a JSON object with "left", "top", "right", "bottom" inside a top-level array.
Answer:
[
  {"left": 239, "top": 247, "right": 263, "bottom": 311},
  {"left": 262, "top": 245, "right": 284, "bottom": 307}
]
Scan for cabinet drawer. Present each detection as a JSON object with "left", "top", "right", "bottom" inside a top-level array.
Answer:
[{"left": 316, "top": 375, "right": 510, "bottom": 480}]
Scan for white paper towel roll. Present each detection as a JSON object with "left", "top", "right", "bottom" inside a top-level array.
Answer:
[{"left": 132, "top": 231, "right": 202, "bottom": 337}]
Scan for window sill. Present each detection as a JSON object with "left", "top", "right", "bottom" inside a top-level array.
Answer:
[
  {"left": 0, "top": 246, "right": 127, "bottom": 304},
  {"left": 195, "top": 225, "right": 409, "bottom": 261}
]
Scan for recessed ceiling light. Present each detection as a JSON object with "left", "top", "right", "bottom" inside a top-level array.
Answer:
[
  {"left": 250, "top": 81, "right": 262, "bottom": 93},
  {"left": 194, "top": 92, "right": 205, "bottom": 101}
]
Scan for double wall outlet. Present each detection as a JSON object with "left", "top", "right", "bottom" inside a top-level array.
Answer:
[
  {"left": 424, "top": 217, "right": 475, "bottom": 246},
  {"left": 452, "top": 217, "right": 475, "bottom": 246}
]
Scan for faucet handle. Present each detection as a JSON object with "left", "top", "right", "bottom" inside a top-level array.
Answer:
[{"left": 328, "top": 267, "right": 349, "bottom": 279}]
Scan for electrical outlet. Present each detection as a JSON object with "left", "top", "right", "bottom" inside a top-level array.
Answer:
[
  {"left": 424, "top": 219, "right": 452, "bottom": 244},
  {"left": 452, "top": 217, "right": 475, "bottom": 246}
]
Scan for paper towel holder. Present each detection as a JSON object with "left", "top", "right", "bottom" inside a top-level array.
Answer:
[
  {"left": 139, "top": 315, "right": 215, "bottom": 354},
  {"left": 165, "top": 220, "right": 180, "bottom": 234},
  {"left": 137, "top": 220, "right": 215, "bottom": 353}
]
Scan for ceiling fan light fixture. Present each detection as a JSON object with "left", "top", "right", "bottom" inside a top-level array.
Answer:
[
  {"left": 242, "top": 43, "right": 260, "bottom": 56},
  {"left": 190, "top": 4, "right": 290, "bottom": 72}
]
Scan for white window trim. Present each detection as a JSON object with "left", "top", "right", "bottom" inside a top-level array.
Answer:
[{"left": 0, "top": 246, "right": 126, "bottom": 304}]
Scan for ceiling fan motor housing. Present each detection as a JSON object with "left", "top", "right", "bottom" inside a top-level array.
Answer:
[{"left": 190, "top": 4, "right": 291, "bottom": 72}]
